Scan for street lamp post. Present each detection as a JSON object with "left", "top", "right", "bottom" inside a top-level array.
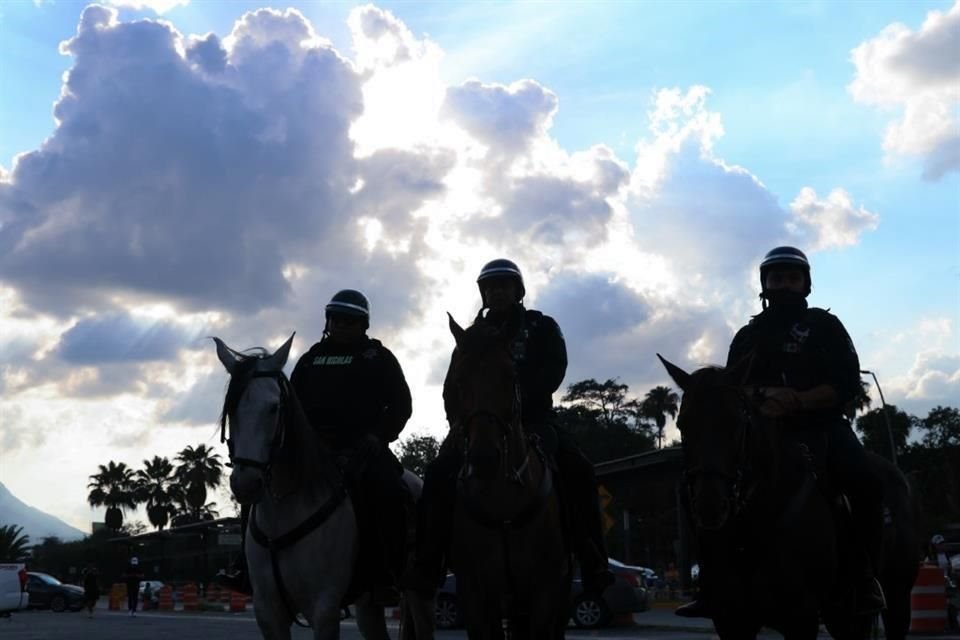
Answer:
[{"left": 861, "top": 369, "right": 898, "bottom": 468}]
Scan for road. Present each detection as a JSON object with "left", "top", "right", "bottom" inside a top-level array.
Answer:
[{"left": 1, "top": 608, "right": 710, "bottom": 640}]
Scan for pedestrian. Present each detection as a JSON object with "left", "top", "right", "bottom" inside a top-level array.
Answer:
[
  {"left": 81, "top": 563, "right": 100, "bottom": 618},
  {"left": 122, "top": 557, "right": 144, "bottom": 616}
]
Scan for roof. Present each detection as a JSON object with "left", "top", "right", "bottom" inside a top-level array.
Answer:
[
  {"left": 106, "top": 517, "right": 239, "bottom": 543},
  {"left": 594, "top": 446, "right": 683, "bottom": 477}
]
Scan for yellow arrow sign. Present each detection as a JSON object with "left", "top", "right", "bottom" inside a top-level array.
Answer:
[
  {"left": 597, "top": 484, "right": 612, "bottom": 510},
  {"left": 602, "top": 512, "right": 616, "bottom": 534}
]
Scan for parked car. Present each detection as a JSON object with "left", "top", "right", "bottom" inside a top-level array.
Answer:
[
  {"left": 608, "top": 558, "right": 658, "bottom": 586},
  {"left": 26, "top": 572, "right": 84, "bottom": 612},
  {"left": 0, "top": 564, "right": 29, "bottom": 617},
  {"left": 434, "top": 573, "right": 461, "bottom": 630},
  {"left": 569, "top": 559, "right": 649, "bottom": 629},
  {"left": 139, "top": 580, "right": 164, "bottom": 607},
  {"left": 433, "top": 558, "right": 649, "bottom": 630}
]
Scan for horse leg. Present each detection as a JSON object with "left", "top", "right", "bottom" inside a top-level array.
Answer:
[
  {"left": 305, "top": 595, "right": 343, "bottom": 640},
  {"left": 881, "top": 578, "right": 913, "bottom": 640},
  {"left": 254, "top": 608, "right": 293, "bottom": 640},
  {"left": 354, "top": 592, "right": 391, "bottom": 640},
  {"left": 400, "top": 588, "right": 434, "bottom": 640}
]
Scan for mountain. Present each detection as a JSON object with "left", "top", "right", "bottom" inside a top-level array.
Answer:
[{"left": 0, "top": 482, "right": 85, "bottom": 542}]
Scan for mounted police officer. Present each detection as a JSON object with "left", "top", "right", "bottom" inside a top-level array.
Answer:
[
  {"left": 408, "top": 259, "right": 615, "bottom": 595},
  {"left": 220, "top": 289, "right": 412, "bottom": 596},
  {"left": 677, "top": 246, "right": 886, "bottom": 618},
  {"left": 292, "top": 289, "right": 412, "bottom": 595}
]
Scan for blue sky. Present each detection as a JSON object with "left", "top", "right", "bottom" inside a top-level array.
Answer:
[{"left": 0, "top": 0, "right": 957, "bottom": 531}]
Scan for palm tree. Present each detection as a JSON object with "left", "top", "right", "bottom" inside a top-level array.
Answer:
[
  {"left": 174, "top": 444, "right": 224, "bottom": 522},
  {"left": 641, "top": 385, "right": 680, "bottom": 449},
  {"left": 87, "top": 461, "right": 139, "bottom": 531},
  {"left": 136, "top": 456, "right": 176, "bottom": 531},
  {"left": 0, "top": 524, "right": 30, "bottom": 561}
]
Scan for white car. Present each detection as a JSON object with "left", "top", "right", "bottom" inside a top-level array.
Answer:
[{"left": 0, "top": 564, "right": 29, "bottom": 617}]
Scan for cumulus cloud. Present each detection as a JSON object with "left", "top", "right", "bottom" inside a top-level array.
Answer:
[
  {"left": 536, "top": 273, "right": 730, "bottom": 392},
  {"left": 103, "top": 0, "right": 189, "bottom": 14},
  {"left": 0, "top": 5, "right": 440, "bottom": 322},
  {"left": 444, "top": 79, "right": 558, "bottom": 158},
  {"left": 787, "top": 187, "right": 880, "bottom": 250},
  {"left": 848, "top": 1, "right": 960, "bottom": 179}
]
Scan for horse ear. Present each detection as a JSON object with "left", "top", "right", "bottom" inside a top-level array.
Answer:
[
  {"left": 727, "top": 352, "right": 754, "bottom": 386},
  {"left": 265, "top": 332, "right": 295, "bottom": 371},
  {"left": 657, "top": 354, "right": 691, "bottom": 392},
  {"left": 448, "top": 313, "right": 466, "bottom": 346},
  {"left": 213, "top": 337, "right": 239, "bottom": 374}
]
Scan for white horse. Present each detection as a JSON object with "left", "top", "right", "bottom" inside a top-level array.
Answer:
[{"left": 214, "top": 335, "right": 434, "bottom": 640}]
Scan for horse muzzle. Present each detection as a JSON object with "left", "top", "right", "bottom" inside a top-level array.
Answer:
[{"left": 230, "top": 466, "right": 265, "bottom": 505}]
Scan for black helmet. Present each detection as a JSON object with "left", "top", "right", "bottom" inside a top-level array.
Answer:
[
  {"left": 760, "top": 246, "right": 811, "bottom": 295},
  {"left": 325, "top": 289, "right": 370, "bottom": 318},
  {"left": 477, "top": 258, "right": 526, "bottom": 301}
]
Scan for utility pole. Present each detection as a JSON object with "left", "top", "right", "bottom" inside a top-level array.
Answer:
[{"left": 861, "top": 369, "right": 898, "bottom": 468}]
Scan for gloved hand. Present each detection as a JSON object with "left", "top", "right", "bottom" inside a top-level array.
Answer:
[{"left": 758, "top": 387, "right": 803, "bottom": 418}]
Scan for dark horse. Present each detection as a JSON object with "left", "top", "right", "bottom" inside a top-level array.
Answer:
[
  {"left": 445, "top": 314, "right": 571, "bottom": 640},
  {"left": 658, "top": 355, "right": 920, "bottom": 640}
]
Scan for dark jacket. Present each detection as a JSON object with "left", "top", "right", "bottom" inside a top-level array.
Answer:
[
  {"left": 444, "top": 305, "right": 568, "bottom": 426},
  {"left": 291, "top": 336, "right": 412, "bottom": 445},
  {"left": 727, "top": 303, "right": 860, "bottom": 426},
  {"left": 121, "top": 565, "right": 143, "bottom": 592}
]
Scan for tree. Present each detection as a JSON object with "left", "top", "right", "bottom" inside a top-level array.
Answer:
[
  {"left": 918, "top": 406, "right": 960, "bottom": 448},
  {"left": 174, "top": 444, "right": 224, "bottom": 522},
  {"left": 640, "top": 385, "right": 680, "bottom": 449},
  {"left": 854, "top": 405, "right": 915, "bottom": 461},
  {"left": 87, "top": 461, "right": 139, "bottom": 531},
  {"left": 136, "top": 456, "right": 176, "bottom": 531},
  {"left": 394, "top": 433, "right": 440, "bottom": 478},
  {"left": 845, "top": 379, "right": 873, "bottom": 418},
  {"left": 561, "top": 378, "right": 632, "bottom": 428},
  {"left": 0, "top": 524, "right": 30, "bottom": 561}
]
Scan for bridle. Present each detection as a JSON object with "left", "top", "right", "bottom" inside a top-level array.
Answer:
[
  {"left": 222, "top": 370, "right": 291, "bottom": 485},
  {"left": 457, "top": 359, "right": 536, "bottom": 487},
  {"left": 683, "top": 385, "right": 757, "bottom": 528}
]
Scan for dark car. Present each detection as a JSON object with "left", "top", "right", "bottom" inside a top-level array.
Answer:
[
  {"left": 433, "top": 558, "right": 649, "bottom": 630},
  {"left": 569, "top": 560, "right": 649, "bottom": 629},
  {"left": 26, "top": 572, "right": 84, "bottom": 612}
]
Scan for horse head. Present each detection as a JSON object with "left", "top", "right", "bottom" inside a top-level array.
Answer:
[
  {"left": 658, "top": 354, "right": 758, "bottom": 531},
  {"left": 447, "top": 313, "right": 523, "bottom": 489},
  {"left": 215, "top": 334, "right": 299, "bottom": 505}
]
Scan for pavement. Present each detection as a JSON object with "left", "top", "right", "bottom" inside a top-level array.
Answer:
[
  {"left": 85, "top": 597, "right": 960, "bottom": 638},
  {"left": 633, "top": 606, "right": 960, "bottom": 639}
]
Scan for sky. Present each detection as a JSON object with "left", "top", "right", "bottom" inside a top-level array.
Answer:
[{"left": 0, "top": 0, "right": 957, "bottom": 534}]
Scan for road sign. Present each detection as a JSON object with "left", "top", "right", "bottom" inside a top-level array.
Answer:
[
  {"left": 602, "top": 512, "right": 616, "bottom": 534},
  {"left": 598, "top": 484, "right": 612, "bottom": 510}
]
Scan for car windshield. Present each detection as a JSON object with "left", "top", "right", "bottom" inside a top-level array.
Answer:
[{"left": 33, "top": 573, "right": 62, "bottom": 585}]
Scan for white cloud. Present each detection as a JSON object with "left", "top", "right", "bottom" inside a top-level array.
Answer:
[
  {"left": 787, "top": 187, "right": 880, "bottom": 250},
  {"left": 848, "top": 1, "right": 960, "bottom": 179},
  {"left": 104, "top": 0, "right": 189, "bottom": 15}
]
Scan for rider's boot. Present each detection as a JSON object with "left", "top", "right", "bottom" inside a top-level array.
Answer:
[
  {"left": 561, "top": 449, "right": 614, "bottom": 596},
  {"left": 855, "top": 512, "right": 886, "bottom": 615},
  {"left": 215, "top": 504, "right": 252, "bottom": 595}
]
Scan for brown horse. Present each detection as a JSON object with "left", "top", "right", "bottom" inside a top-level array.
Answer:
[
  {"left": 445, "top": 314, "right": 571, "bottom": 640},
  {"left": 659, "top": 355, "right": 920, "bottom": 640}
]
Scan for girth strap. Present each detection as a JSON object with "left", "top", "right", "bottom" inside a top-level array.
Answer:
[{"left": 247, "top": 485, "right": 348, "bottom": 627}]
